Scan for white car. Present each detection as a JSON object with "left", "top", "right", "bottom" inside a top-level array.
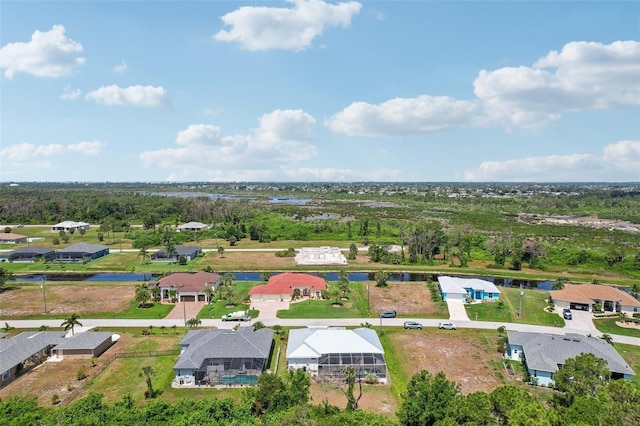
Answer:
[{"left": 438, "top": 321, "right": 456, "bottom": 330}]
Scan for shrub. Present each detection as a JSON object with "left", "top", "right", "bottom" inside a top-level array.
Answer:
[
  {"left": 51, "top": 394, "right": 60, "bottom": 405},
  {"left": 75, "top": 366, "right": 88, "bottom": 380},
  {"left": 364, "top": 374, "right": 379, "bottom": 384}
]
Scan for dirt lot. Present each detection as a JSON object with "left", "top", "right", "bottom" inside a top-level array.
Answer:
[
  {"left": 370, "top": 282, "right": 445, "bottom": 316},
  {"left": 310, "top": 380, "right": 396, "bottom": 417},
  {"left": 389, "top": 331, "right": 510, "bottom": 394},
  {"left": 0, "top": 283, "right": 133, "bottom": 317}
]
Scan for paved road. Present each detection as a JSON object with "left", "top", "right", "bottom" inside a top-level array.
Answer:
[{"left": 4, "top": 316, "right": 640, "bottom": 346}]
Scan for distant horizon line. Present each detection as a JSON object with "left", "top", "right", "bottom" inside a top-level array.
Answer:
[{"left": 2, "top": 181, "right": 640, "bottom": 185}]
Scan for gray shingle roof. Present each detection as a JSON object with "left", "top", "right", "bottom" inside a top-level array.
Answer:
[
  {"left": 0, "top": 331, "right": 66, "bottom": 374},
  {"left": 508, "top": 331, "right": 635, "bottom": 376},
  {"left": 5, "top": 246, "right": 55, "bottom": 256},
  {"left": 53, "top": 332, "right": 113, "bottom": 350},
  {"left": 174, "top": 328, "right": 273, "bottom": 370},
  {"left": 58, "top": 243, "right": 108, "bottom": 254}
]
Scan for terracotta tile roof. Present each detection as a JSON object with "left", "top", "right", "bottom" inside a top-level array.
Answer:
[
  {"left": 0, "top": 233, "right": 27, "bottom": 241},
  {"left": 551, "top": 284, "right": 640, "bottom": 307},
  {"left": 249, "top": 272, "right": 327, "bottom": 295},
  {"left": 157, "top": 272, "right": 221, "bottom": 293}
]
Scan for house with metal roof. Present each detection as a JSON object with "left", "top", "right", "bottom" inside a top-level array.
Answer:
[
  {"left": 506, "top": 331, "right": 635, "bottom": 386},
  {"left": 550, "top": 284, "right": 640, "bottom": 315},
  {"left": 151, "top": 245, "right": 202, "bottom": 262},
  {"left": 177, "top": 222, "right": 208, "bottom": 232},
  {"left": 437, "top": 276, "right": 501, "bottom": 302},
  {"left": 154, "top": 272, "right": 221, "bottom": 303},
  {"left": 249, "top": 272, "right": 327, "bottom": 302},
  {"left": 287, "top": 327, "right": 387, "bottom": 383},
  {"left": 54, "top": 242, "right": 109, "bottom": 262},
  {"left": 51, "top": 221, "right": 90, "bottom": 232},
  {"left": 1, "top": 246, "right": 56, "bottom": 263},
  {"left": 173, "top": 328, "right": 273, "bottom": 387}
]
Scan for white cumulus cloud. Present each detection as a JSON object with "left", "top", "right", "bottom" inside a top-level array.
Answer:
[
  {"left": 61, "top": 85, "right": 82, "bottom": 100},
  {"left": 0, "top": 140, "right": 105, "bottom": 162},
  {"left": 0, "top": 25, "right": 85, "bottom": 79},
  {"left": 326, "top": 95, "right": 481, "bottom": 136},
  {"left": 85, "top": 85, "right": 169, "bottom": 107},
  {"left": 328, "top": 40, "right": 640, "bottom": 136},
  {"left": 463, "top": 141, "right": 640, "bottom": 182},
  {"left": 140, "top": 109, "right": 318, "bottom": 179},
  {"left": 214, "top": 0, "right": 362, "bottom": 51}
]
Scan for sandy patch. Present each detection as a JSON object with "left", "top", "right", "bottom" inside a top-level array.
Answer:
[{"left": 369, "top": 282, "right": 444, "bottom": 315}]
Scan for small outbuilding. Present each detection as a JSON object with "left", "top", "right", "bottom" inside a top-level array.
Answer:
[{"left": 52, "top": 332, "right": 116, "bottom": 359}]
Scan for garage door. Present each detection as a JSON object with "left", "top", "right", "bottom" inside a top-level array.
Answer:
[{"left": 181, "top": 295, "right": 196, "bottom": 302}]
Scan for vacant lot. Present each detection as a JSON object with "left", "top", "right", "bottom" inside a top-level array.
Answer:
[
  {"left": 387, "top": 329, "right": 509, "bottom": 394},
  {"left": 0, "top": 282, "right": 133, "bottom": 318},
  {"left": 370, "top": 282, "right": 448, "bottom": 318},
  {"left": 310, "top": 381, "right": 397, "bottom": 417}
]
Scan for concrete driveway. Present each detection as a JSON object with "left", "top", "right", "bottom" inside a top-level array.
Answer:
[
  {"left": 251, "top": 300, "right": 290, "bottom": 320},
  {"left": 558, "top": 308, "right": 600, "bottom": 335},
  {"left": 446, "top": 298, "right": 470, "bottom": 321}
]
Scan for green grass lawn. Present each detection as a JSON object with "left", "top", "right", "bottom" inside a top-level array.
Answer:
[
  {"left": 93, "top": 301, "right": 175, "bottom": 319},
  {"left": 593, "top": 318, "right": 640, "bottom": 338},
  {"left": 466, "top": 287, "right": 565, "bottom": 327},
  {"left": 196, "top": 281, "right": 257, "bottom": 319},
  {"left": 615, "top": 343, "right": 640, "bottom": 387},
  {"left": 276, "top": 298, "right": 361, "bottom": 319}
]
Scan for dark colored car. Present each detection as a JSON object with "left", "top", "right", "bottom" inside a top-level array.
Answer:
[
  {"left": 380, "top": 310, "right": 397, "bottom": 318},
  {"left": 403, "top": 321, "right": 423, "bottom": 330},
  {"left": 563, "top": 308, "right": 572, "bottom": 320}
]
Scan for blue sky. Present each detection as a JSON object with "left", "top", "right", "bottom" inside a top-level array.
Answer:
[{"left": 1, "top": 0, "right": 639, "bottom": 182}]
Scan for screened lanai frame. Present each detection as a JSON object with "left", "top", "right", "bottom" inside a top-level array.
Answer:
[
  {"left": 194, "top": 357, "right": 267, "bottom": 385},
  {"left": 317, "top": 352, "right": 387, "bottom": 381}
]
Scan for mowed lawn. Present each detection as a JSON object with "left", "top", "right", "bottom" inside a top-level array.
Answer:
[
  {"left": 466, "top": 287, "right": 565, "bottom": 327},
  {"left": 594, "top": 317, "right": 640, "bottom": 339}
]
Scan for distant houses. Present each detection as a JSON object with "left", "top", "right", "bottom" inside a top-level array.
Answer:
[
  {"left": 51, "top": 221, "right": 90, "bottom": 232},
  {"left": 177, "top": 222, "right": 208, "bottom": 232},
  {"left": 294, "top": 247, "right": 347, "bottom": 266},
  {"left": 151, "top": 245, "right": 202, "bottom": 262},
  {"left": 55, "top": 243, "right": 109, "bottom": 262},
  {"left": 0, "top": 233, "right": 28, "bottom": 244}
]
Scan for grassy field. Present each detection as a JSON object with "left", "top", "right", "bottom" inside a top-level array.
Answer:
[
  {"left": 277, "top": 298, "right": 362, "bottom": 319},
  {"left": 466, "top": 287, "right": 565, "bottom": 327},
  {"left": 614, "top": 343, "right": 640, "bottom": 386},
  {"left": 593, "top": 318, "right": 640, "bottom": 338}
]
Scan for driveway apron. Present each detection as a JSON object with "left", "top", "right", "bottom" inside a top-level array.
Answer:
[{"left": 446, "top": 298, "right": 470, "bottom": 321}]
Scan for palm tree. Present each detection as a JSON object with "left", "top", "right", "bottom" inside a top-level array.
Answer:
[
  {"left": 218, "top": 246, "right": 225, "bottom": 258},
  {"left": 61, "top": 314, "right": 82, "bottom": 336},
  {"left": 135, "top": 283, "right": 151, "bottom": 307},
  {"left": 222, "top": 273, "right": 234, "bottom": 287},
  {"left": 137, "top": 246, "right": 150, "bottom": 264},
  {"left": 150, "top": 285, "right": 161, "bottom": 301},
  {"left": 260, "top": 271, "right": 272, "bottom": 282},
  {"left": 203, "top": 286, "right": 214, "bottom": 304},
  {"left": 139, "top": 366, "right": 156, "bottom": 398},
  {"left": 630, "top": 283, "right": 640, "bottom": 300},
  {"left": 339, "top": 270, "right": 350, "bottom": 298},
  {"left": 374, "top": 270, "right": 388, "bottom": 288}
]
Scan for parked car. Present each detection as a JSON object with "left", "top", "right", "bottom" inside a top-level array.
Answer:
[
  {"left": 563, "top": 308, "right": 572, "bottom": 320},
  {"left": 438, "top": 321, "right": 456, "bottom": 330},
  {"left": 403, "top": 321, "right": 423, "bottom": 330},
  {"left": 380, "top": 310, "right": 397, "bottom": 318}
]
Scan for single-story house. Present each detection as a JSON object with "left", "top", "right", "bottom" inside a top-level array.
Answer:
[
  {"left": 0, "top": 246, "right": 56, "bottom": 263},
  {"left": 294, "top": 247, "right": 348, "bottom": 266},
  {"left": 51, "top": 221, "right": 90, "bottom": 232},
  {"left": 54, "top": 243, "right": 109, "bottom": 262},
  {"left": 249, "top": 272, "right": 327, "bottom": 302},
  {"left": 438, "top": 276, "right": 501, "bottom": 302},
  {"left": 154, "top": 272, "right": 221, "bottom": 303},
  {"left": 287, "top": 327, "right": 387, "bottom": 383},
  {"left": 51, "top": 332, "right": 115, "bottom": 359},
  {"left": 173, "top": 328, "right": 273, "bottom": 386},
  {"left": 177, "top": 222, "right": 208, "bottom": 232},
  {"left": 0, "top": 331, "right": 66, "bottom": 388},
  {"left": 151, "top": 245, "right": 202, "bottom": 262},
  {"left": 0, "top": 233, "right": 28, "bottom": 244},
  {"left": 506, "top": 331, "right": 635, "bottom": 386},
  {"left": 550, "top": 284, "right": 640, "bottom": 315}
]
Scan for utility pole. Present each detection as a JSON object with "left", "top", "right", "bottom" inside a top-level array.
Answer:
[
  {"left": 41, "top": 275, "right": 47, "bottom": 313},
  {"left": 367, "top": 284, "right": 370, "bottom": 317}
]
